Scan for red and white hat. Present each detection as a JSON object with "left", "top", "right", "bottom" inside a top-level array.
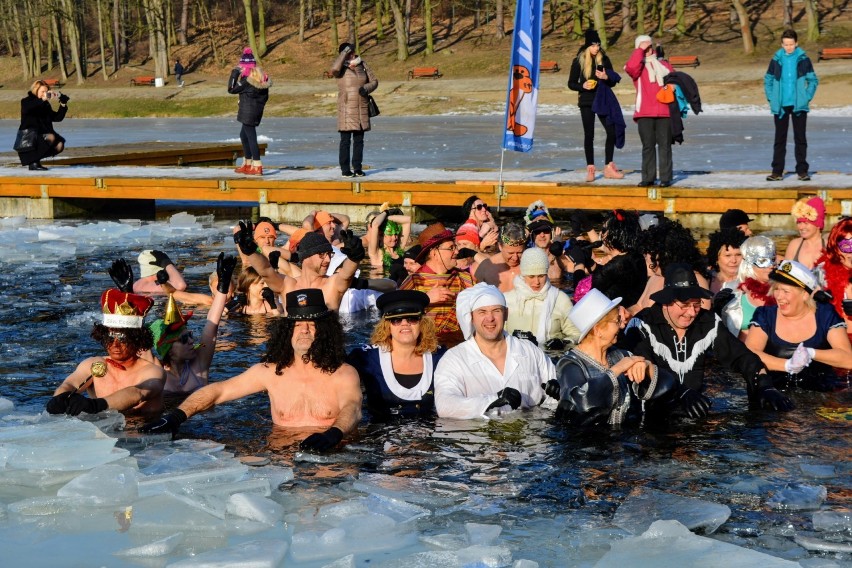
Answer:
[{"left": 101, "top": 288, "right": 154, "bottom": 329}]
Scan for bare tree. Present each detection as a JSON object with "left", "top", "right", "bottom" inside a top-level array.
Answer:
[
  {"left": 299, "top": 0, "right": 306, "bottom": 41},
  {"left": 783, "top": 0, "right": 792, "bottom": 28},
  {"left": 424, "top": 0, "right": 434, "bottom": 53},
  {"left": 178, "top": 0, "right": 189, "bottom": 44},
  {"left": 803, "top": 0, "right": 819, "bottom": 41},
  {"left": 675, "top": 0, "right": 685, "bottom": 36},
  {"left": 622, "top": 0, "right": 632, "bottom": 35},
  {"left": 592, "top": 0, "right": 606, "bottom": 48},
  {"left": 495, "top": 0, "right": 504, "bottom": 39},
  {"left": 729, "top": 0, "right": 753, "bottom": 55},
  {"left": 327, "top": 0, "right": 339, "bottom": 50},
  {"left": 96, "top": 0, "right": 109, "bottom": 79},
  {"left": 636, "top": 0, "right": 645, "bottom": 35},
  {"left": 388, "top": 0, "right": 408, "bottom": 60}
]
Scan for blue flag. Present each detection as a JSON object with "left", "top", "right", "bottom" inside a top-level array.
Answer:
[{"left": 502, "top": 0, "right": 543, "bottom": 152}]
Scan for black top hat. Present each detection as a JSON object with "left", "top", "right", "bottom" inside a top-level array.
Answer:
[
  {"left": 719, "top": 209, "right": 753, "bottom": 230},
  {"left": 284, "top": 288, "right": 332, "bottom": 320},
  {"left": 649, "top": 263, "right": 713, "bottom": 305},
  {"left": 403, "top": 245, "right": 422, "bottom": 261},
  {"left": 376, "top": 290, "right": 430, "bottom": 319}
]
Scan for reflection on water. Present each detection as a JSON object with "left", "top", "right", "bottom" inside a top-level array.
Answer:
[{"left": 0, "top": 218, "right": 850, "bottom": 565}]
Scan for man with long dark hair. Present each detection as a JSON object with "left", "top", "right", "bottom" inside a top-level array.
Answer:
[{"left": 141, "top": 289, "right": 362, "bottom": 452}]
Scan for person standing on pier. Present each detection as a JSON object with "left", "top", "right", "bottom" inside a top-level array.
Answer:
[
  {"left": 229, "top": 47, "right": 271, "bottom": 176},
  {"left": 331, "top": 43, "right": 378, "bottom": 178}
]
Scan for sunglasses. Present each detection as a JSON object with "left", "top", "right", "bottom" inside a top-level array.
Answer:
[
  {"left": 532, "top": 227, "right": 553, "bottom": 236},
  {"left": 104, "top": 330, "right": 128, "bottom": 345},
  {"left": 388, "top": 315, "right": 422, "bottom": 325},
  {"left": 473, "top": 203, "right": 489, "bottom": 211}
]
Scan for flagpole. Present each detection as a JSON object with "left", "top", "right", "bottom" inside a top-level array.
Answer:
[{"left": 497, "top": 148, "right": 506, "bottom": 215}]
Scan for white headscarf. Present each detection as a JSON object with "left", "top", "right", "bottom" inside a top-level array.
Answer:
[{"left": 456, "top": 283, "right": 507, "bottom": 340}]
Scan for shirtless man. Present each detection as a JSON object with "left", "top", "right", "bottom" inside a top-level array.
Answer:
[
  {"left": 140, "top": 289, "right": 362, "bottom": 452},
  {"left": 45, "top": 289, "right": 165, "bottom": 416},
  {"left": 234, "top": 221, "right": 364, "bottom": 312},
  {"left": 473, "top": 223, "right": 526, "bottom": 292}
]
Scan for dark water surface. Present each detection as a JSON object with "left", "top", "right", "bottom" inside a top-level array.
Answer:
[{"left": 0, "top": 219, "right": 850, "bottom": 566}]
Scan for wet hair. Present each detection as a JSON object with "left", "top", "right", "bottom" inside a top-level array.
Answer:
[
  {"left": 237, "top": 266, "right": 263, "bottom": 296},
  {"left": 641, "top": 218, "right": 707, "bottom": 277},
  {"left": 603, "top": 209, "right": 641, "bottom": 253},
  {"left": 369, "top": 316, "right": 438, "bottom": 356},
  {"left": 91, "top": 323, "right": 153, "bottom": 353},
  {"left": 461, "top": 195, "right": 482, "bottom": 219},
  {"left": 706, "top": 228, "right": 748, "bottom": 272},
  {"left": 262, "top": 314, "right": 346, "bottom": 374},
  {"left": 782, "top": 29, "right": 798, "bottom": 42},
  {"left": 592, "top": 252, "right": 648, "bottom": 308},
  {"left": 822, "top": 217, "right": 852, "bottom": 265}
]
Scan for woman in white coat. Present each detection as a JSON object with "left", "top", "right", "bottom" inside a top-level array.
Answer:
[{"left": 504, "top": 248, "right": 580, "bottom": 350}]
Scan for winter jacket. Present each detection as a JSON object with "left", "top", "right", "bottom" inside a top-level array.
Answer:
[
  {"left": 664, "top": 71, "right": 702, "bottom": 115},
  {"left": 330, "top": 51, "right": 378, "bottom": 132},
  {"left": 504, "top": 277, "right": 581, "bottom": 344},
  {"left": 764, "top": 47, "right": 818, "bottom": 117},
  {"left": 567, "top": 51, "right": 617, "bottom": 107},
  {"left": 623, "top": 48, "right": 674, "bottom": 120},
  {"left": 228, "top": 68, "right": 271, "bottom": 126},
  {"left": 18, "top": 92, "right": 67, "bottom": 165},
  {"left": 591, "top": 75, "right": 626, "bottom": 149}
]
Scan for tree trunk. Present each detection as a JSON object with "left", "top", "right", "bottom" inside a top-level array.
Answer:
[
  {"left": 729, "top": 0, "right": 753, "bottom": 55},
  {"left": 404, "top": 0, "right": 411, "bottom": 40},
  {"left": 112, "top": 0, "right": 121, "bottom": 72},
  {"left": 327, "top": 0, "right": 339, "bottom": 51},
  {"left": 242, "top": 0, "right": 259, "bottom": 56},
  {"left": 675, "top": 0, "right": 685, "bottom": 36},
  {"left": 299, "top": 0, "right": 306, "bottom": 41},
  {"left": 636, "top": 0, "right": 645, "bottom": 35},
  {"left": 804, "top": 0, "right": 819, "bottom": 41},
  {"left": 783, "top": 0, "right": 792, "bottom": 28},
  {"left": 388, "top": 0, "right": 408, "bottom": 60},
  {"left": 52, "top": 14, "right": 68, "bottom": 81},
  {"left": 424, "top": 0, "right": 434, "bottom": 52},
  {"left": 657, "top": 0, "right": 666, "bottom": 36},
  {"left": 572, "top": 0, "right": 582, "bottom": 38},
  {"left": 258, "top": 0, "right": 267, "bottom": 54},
  {"left": 178, "top": 0, "right": 189, "bottom": 45},
  {"left": 375, "top": 0, "right": 384, "bottom": 40},
  {"left": 592, "top": 0, "right": 606, "bottom": 48},
  {"left": 622, "top": 0, "right": 632, "bottom": 35},
  {"left": 60, "top": 0, "right": 85, "bottom": 84},
  {"left": 494, "top": 0, "right": 504, "bottom": 39},
  {"left": 346, "top": 0, "right": 354, "bottom": 43},
  {"left": 354, "top": 0, "right": 362, "bottom": 50},
  {"left": 96, "top": 0, "right": 109, "bottom": 79}
]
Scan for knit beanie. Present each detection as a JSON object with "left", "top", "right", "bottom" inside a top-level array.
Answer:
[
  {"left": 520, "top": 247, "right": 550, "bottom": 276},
  {"left": 635, "top": 35, "right": 653, "bottom": 49},
  {"left": 239, "top": 48, "right": 256, "bottom": 70},
  {"left": 137, "top": 250, "right": 159, "bottom": 278},
  {"left": 297, "top": 232, "right": 333, "bottom": 260},
  {"left": 583, "top": 29, "right": 601, "bottom": 48},
  {"left": 791, "top": 196, "right": 826, "bottom": 229}
]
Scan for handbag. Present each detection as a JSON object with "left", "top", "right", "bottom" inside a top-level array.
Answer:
[
  {"left": 13, "top": 128, "right": 38, "bottom": 153},
  {"left": 656, "top": 84, "right": 675, "bottom": 104},
  {"left": 367, "top": 95, "right": 380, "bottom": 118}
]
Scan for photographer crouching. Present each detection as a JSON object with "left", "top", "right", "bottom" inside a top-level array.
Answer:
[{"left": 16, "top": 80, "right": 70, "bottom": 171}]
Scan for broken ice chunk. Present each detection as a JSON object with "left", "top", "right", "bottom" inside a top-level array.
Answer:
[
  {"left": 57, "top": 464, "right": 138, "bottom": 506},
  {"left": 168, "top": 538, "right": 288, "bottom": 567},
  {"left": 465, "top": 522, "right": 502, "bottom": 545},
  {"left": 113, "top": 532, "right": 184, "bottom": 557},
  {"left": 226, "top": 493, "right": 285, "bottom": 525},
  {"left": 613, "top": 487, "right": 731, "bottom": 535},
  {"left": 767, "top": 484, "right": 827, "bottom": 511}
]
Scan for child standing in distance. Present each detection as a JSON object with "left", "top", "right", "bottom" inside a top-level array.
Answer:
[
  {"left": 174, "top": 59, "right": 185, "bottom": 87},
  {"left": 764, "top": 29, "right": 818, "bottom": 182}
]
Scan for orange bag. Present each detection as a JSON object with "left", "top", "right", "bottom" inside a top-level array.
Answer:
[{"left": 656, "top": 85, "right": 675, "bottom": 104}]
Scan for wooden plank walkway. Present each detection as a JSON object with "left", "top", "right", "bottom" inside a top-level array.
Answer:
[{"left": 0, "top": 142, "right": 266, "bottom": 167}]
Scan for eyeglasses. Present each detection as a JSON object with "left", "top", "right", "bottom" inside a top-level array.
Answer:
[
  {"left": 104, "top": 331, "right": 128, "bottom": 345},
  {"left": 473, "top": 203, "right": 489, "bottom": 211},
  {"left": 673, "top": 300, "right": 702, "bottom": 312},
  {"left": 604, "top": 313, "right": 623, "bottom": 326},
  {"left": 388, "top": 315, "right": 422, "bottom": 325},
  {"left": 437, "top": 244, "right": 457, "bottom": 252}
]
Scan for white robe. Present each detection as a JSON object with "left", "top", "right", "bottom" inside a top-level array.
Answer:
[{"left": 434, "top": 334, "right": 554, "bottom": 419}]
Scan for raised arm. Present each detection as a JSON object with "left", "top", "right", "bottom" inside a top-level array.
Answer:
[{"left": 235, "top": 221, "right": 288, "bottom": 293}]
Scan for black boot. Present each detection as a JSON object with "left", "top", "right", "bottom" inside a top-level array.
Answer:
[{"left": 29, "top": 162, "right": 48, "bottom": 171}]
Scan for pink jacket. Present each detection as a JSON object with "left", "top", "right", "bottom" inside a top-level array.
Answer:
[{"left": 624, "top": 48, "right": 674, "bottom": 121}]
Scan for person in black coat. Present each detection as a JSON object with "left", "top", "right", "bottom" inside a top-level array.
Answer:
[
  {"left": 567, "top": 29, "right": 623, "bottom": 182},
  {"left": 228, "top": 48, "right": 271, "bottom": 176},
  {"left": 17, "top": 80, "right": 69, "bottom": 171}
]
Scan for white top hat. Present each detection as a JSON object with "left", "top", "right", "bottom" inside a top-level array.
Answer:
[{"left": 569, "top": 288, "right": 622, "bottom": 342}]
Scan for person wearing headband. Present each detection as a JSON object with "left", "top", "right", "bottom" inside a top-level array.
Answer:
[
  {"left": 784, "top": 196, "right": 825, "bottom": 270},
  {"left": 434, "top": 283, "right": 554, "bottom": 419},
  {"left": 746, "top": 260, "right": 852, "bottom": 393},
  {"left": 347, "top": 290, "right": 445, "bottom": 421},
  {"left": 472, "top": 222, "right": 527, "bottom": 292},
  {"left": 367, "top": 205, "right": 412, "bottom": 270}
]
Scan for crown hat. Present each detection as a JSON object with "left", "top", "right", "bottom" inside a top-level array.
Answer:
[{"left": 101, "top": 288, "right": 154, "bottom": 329}]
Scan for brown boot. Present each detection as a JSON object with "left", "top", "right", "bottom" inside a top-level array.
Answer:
[
  {"left": 604, "top": 162, "right": 624, "bottom": 179},
  {"left": 585, "top": 165, "right": 596, "bottom": 182},
  {"left": 234, "top": 158, "right": 250, "bottom": 174}
]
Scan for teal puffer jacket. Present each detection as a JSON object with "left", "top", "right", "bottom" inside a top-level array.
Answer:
[{"left": 764, "top": 47, "right": 818, "bottom": 117}]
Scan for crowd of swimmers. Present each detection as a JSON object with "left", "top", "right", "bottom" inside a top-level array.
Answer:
[{"left": 44, "top": 194, "right": 852, "bottom": 451}]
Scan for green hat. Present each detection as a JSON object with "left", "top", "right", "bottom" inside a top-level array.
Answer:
[{"left": 383, "top": 220, "right": 402, "bottom": 236}]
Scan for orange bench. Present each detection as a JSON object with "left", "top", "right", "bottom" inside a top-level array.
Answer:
[
  {"left": 41, "top": 78, "right": 62, "bottom": 87},
  {"left": 819, "top": 47, "right": 852, "bottom": 60},
  {"left": 408, "top": 67, "right": 442, "bottom": 80},
  {"left": 668, "top": 55, "right": 700, "bottom": 67},
  {"left": 130, "top": 76, "right": 156, "bottom": 86},
  {"left": 540, "top": 60, "right": 560, "bottom": 73}
]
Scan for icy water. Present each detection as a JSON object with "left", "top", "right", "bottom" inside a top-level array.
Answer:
[{"left": 0, "top": 216, "right": 850, "bottom": 567}]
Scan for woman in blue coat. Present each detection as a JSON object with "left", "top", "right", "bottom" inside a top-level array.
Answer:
[{"left": 347, "top": 290, "right": 444, "bottom": 421}]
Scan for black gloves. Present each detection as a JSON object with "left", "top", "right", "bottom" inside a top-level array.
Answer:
[
  {"left": 216, "top": 252, "right": 237, "bottom": 293},
  {"left": 350, "top": 277, "right": 370, "bottom": 290},
  {"left": 234, "top": 221, "right": 260, "bottom": 256},
  {"left": 300, "top": 427, "right": 344, "bottom": 452},
  {"left": 679, "top": 388, "right": 712, "bottom": 419},
  {"left": 385, "top": 207, "right": 404, "bottom": 217},
  {"left": 261, "top": 287, "right": 277, "bottom": 309},
  {"left": 813, "top": 290, "right": 833, "bottom": 305},
  {"left": 711, "top": 288, "right": 734, "bottom": 316},
  {"left": 511, "top": 329, "right": 537, "bottom": 345},
  {"left": 65, "top": 395, "right": 109, "bottom": 416},
  {"left": 542, "top": 379, "right": 561, "bottom": 400},
  {"left": 268, "top": 250, "right": 281, "bottom": 270},
  {"left": 149, "top": 250, "right": 174, "bottom": 268},
  {"left": 486, "top": 387, "right": 522, "bottom": 411},
  {"left": 140, "top": 409, "right": 188, "bottom": 436},
  {"left": 46, "top": 392, "right": 72, "bottom": 414},
  {"left": 225, "top": 293, "right": 247, "bottom": 313},
  {"left": 843, "top": 299, "right": 852, "bottom": 317},
  {"left": 543, "top": 338, "right": 567, "bottom": 351},
  {"left": 758, "top": 386, "right": 795, "bottom": 411},
  {"left": 548, "top": 241, "right": 564, "bottom": 258},
  {"left": 58, "top": 93, "right": 70, "bottom": 104},
  {"left": 340, "top": 230, "right": 366, "bottom": 263},
  {"left": 108, "top": 259, "right": 135, "bottom": 292},
  {"left": 155, "top": 269, "right": 170, "bottom": 285},
  {"left": 358, "top": 87, "right": 368, "bottom": 97},
  {"left": 565, "top": 240, "right": 593, "bottom": 267}
]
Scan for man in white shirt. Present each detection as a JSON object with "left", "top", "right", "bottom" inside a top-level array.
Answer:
[{"left": 434, "top": 283, "right": 554, "bottom": 419}]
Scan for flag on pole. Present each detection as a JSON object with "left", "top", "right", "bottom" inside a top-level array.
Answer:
[{"left": 501, "top": 0, "right": 543, "bottom": 152}]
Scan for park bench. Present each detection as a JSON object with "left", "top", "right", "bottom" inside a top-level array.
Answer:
[
  {"left": 668, "top": 55, "right": 700, "bottom": 67},
  {"left": 408, "top": 67, "right": 442, "bottom": 80},
  {"left": 539, "top": 60, "right": 560, "bottom": 73},
  {"left": 130, "top": 76, "right": 156, "bottom": 86},
  {"left": 41, "top": 78, "right": 62, "bottom": 88},
  {"left": 818, "top": 47, "right": 852, "bottom": 60}
]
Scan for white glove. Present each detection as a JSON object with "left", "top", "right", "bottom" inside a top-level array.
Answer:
[{"left": 784, "top": 343, "right": 814, "bottom": 374}]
